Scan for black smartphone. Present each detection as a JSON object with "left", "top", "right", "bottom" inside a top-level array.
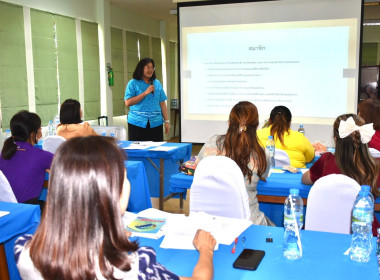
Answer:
[{"left": 233, "top": 249, "right": 265, "bottom": 271}]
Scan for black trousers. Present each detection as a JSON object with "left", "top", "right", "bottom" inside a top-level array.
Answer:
[{"left": 128, "top": 121, "right": 163, "bottom": 141}]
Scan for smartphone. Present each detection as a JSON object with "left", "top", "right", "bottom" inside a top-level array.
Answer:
[{"left": 233, "top": 249, "right": 265, "bottom": 271}]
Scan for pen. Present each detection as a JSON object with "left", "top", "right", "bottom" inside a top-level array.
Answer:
[{"left": 231, "top": 237, "right": 238, "bottom": 253}]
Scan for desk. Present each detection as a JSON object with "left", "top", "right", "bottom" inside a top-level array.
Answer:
[
  {"left": 119, "top": 141, "right": 192, "bottom": 210},
  {"left": 38, "top": 161, "right": 152, "bottom": 213},
  {"left": 137, "top": 225, "right": 379, "bottom": 279},
  {"left": 0, "top": 202, "right": 41, "bottom": 280},
  {"left": 171, "top": 170, "right": 380, "bottom": 226}
]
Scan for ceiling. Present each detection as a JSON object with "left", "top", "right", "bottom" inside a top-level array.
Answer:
[{"left": 109, "top": 0, "right": 380, "bottom": 27}]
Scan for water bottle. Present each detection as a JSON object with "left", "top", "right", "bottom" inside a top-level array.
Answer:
[
  {"left": 298, "top": 125, "right": 305, "bottom": 135},
  {"left": 283, "top": 188, "right": 304, "bottom": 259},
  {"left": 4, "top": 129, "right": 11, "bottom": 140},
  {"left": 53, "top": 114, "right": 60, "bottom": 135},
  {"left": 349, "top": 186, "right": 374, "bottom": 263},
  {"left": 265, "top": 136, "right": 275, "bottom": 168},
  {"left": 47, "top": 121, "right": 54, "bottom": 136}
]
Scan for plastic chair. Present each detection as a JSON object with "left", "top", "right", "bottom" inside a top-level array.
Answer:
[
  {"left": 0, "top": 170, "right": 17, "bottom": 202},
  {"left": 305, "top": 174, "right": 360, "bottom": 234},
  {"left": 190, "top": 156, "right": 251, "bottom": 220},
  {"left": 275, "top": 148, "right": 291, "bottom": 167},
  {"left": 369, "top": 147, "right": 380, "bottom": 158},
  {"left": 42, "top": 135, "right": 66, "bottom": 154}
]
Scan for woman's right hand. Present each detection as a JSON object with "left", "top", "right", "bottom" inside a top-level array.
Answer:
[
  {"left": 144, "top": 85, "right": 155, "bottom": 96},
  {"left": 193, "top": 229, "right": 216, "bottom": 254}
]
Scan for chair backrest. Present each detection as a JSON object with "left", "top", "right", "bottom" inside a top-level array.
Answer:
[
  {"left": 369, "top": 147, "right": 380, "bottom": 158},
  {"left": 42, "top": 135, "right": 66, "bottom": 154},
  {"left": 190, "top": 156, "right": 251, "bottom": 220},
  {"left": 0, "top": 170, "right": 17, "bottom": 203},
  {"left": 275, "top": 148, "right": 291, "bottom": 167},
  {"left": 305, "top": 174, "right": 360, "bottom": 234}
]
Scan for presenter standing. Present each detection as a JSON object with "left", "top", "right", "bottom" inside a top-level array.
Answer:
[{"left": 124, "top": 57, "right": 170, "bottom": 141}]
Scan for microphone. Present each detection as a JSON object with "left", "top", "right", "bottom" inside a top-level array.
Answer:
[{"left": 150, "top": 78, "right": 154, "bottom": 95}]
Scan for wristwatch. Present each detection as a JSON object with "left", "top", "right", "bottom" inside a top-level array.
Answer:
[{"left": 164, "top": 120, "right": 170, "bottom": 123}]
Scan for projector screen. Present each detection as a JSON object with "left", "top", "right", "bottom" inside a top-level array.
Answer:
[{"left": 178, "top": 0, "right": 363, "bottom": 144}]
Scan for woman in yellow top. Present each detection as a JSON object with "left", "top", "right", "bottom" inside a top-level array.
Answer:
[
  {"left": 257, "top": 105, "right": 314, "bottom": 168},
  {"left": 56, "top": 99, "right": 97, "bottom": 140}
]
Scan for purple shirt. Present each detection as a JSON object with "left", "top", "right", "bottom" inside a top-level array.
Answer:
[{"left": 0, "top": 142, "right": 53, "bottom": 202}]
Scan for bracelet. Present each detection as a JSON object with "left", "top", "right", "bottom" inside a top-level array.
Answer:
[{"left": 164, "top": 120, "right": 170, "bottom": 123}]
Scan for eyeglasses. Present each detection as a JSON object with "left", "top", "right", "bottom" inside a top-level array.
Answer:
[{"left": 144, "top": 66, "right": 155, "bottom": 70}]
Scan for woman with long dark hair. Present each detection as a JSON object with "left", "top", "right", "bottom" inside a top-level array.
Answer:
[
  {"left": 0, "top": 110, "right": 53, "bottom": 203},
  {"left": 124, "top": 57, "right": 170, "bottom": 141},
  {"left": 257, "top": 105, "right": 314, "bottom": 168},
  {"left": 56, "top": 99, "right": 97, "bottom": 139},
  {"left": 302, "top": 114, "right": 380, "bottom": 235},
  {"left": 15, "top": 136, "right": 216, "bottom": 280},
  {"left": 196, "top": 101, "right": 273, "bottom": 226}
]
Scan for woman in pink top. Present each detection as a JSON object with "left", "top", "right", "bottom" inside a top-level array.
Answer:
[{"left": 56, "top": 99, "right": 97, "bottom": 140}]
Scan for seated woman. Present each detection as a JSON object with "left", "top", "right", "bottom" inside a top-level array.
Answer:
[
  {"left": 0, "top": 111, "right": 53, "bottom": 204},
  {"left": 358, "top": 98, "right": 380, "bottom": 151},
  {"left": 302, "top": 114, "right": 380, "bottom": 235},
  {"left": 15, "top": 136, "right": 216, "bottom": 280},
  {"left": 257, "top": 105, "right": 314, "bottom": 168},
  {"left": 56, "top": 99, "right": 97, "bottom": 139},
  {"left": 196, "top": 101, "right": 274, "bottom": 226}
]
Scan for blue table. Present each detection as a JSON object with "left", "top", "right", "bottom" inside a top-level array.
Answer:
[
  {"left": 137, "top": 224, "right": 379, "bottom": 279},
  {"left": 170, "top": 170, "right": 380, "bottom": 226},
  {"left": 0, "top": 202, "right": 41, "bottom": 280},
  {"left": 38, "top": 161, "right": 152, "bottom": 213},
  {"left": 119, "top": 141, "right": 192, "bottom": 210}
]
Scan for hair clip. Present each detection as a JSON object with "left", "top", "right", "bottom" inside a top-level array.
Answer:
[{"left": 239, "top": 126, "right": 247, "bottom": 133}]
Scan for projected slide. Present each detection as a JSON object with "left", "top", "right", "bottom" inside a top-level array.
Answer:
[
  {"left": 182, "top": 20, "right": 354, "bottom": 121},
  {"left": 178, "top": 0, "right": 362, "bottom": 143}
]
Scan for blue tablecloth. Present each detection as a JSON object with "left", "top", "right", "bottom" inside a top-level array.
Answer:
[
  {"left": 170, "top": 170, "right": 310, "bottom": 226},
  {"left": 38, "top": 161, "right": 151, "bottom": 213},
  {"left": 120, "top": 141, "right": 192, "bottom": 198},
  {"left": 124, "top": 160, "right": 152, "bottom": 212},
  {"left": 0, "top": 202, "right": 41, "bottom": 280},
  {"left": 137, "top": 224, "right": 378, "bottom": 279}
]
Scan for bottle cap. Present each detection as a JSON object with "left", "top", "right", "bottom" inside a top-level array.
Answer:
[
  {"left": 361, "top": 185, "right": 370, "bottom": 193},
  {"left": 300, "top": 125, "right": 303, "bottom": 127},
  {"left": 268, "top": 136, "right": 273, "bottom": 140},
  {"left": 290, "top": 188, "right": 299, "bottom": 195}
]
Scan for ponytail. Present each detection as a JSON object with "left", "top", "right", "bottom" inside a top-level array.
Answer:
[{"left": 1, "top": 137, "right": 17, "bottom": 160}]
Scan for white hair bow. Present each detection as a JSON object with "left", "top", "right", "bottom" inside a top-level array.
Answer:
[{"left": 338, "top": 117, "right": 375, "bottom": 144}]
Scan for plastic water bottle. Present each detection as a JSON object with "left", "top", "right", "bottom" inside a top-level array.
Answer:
[
  {"left": 266, "top": 136, "right": 275, "bottom": 168},
  {"left": 53, "top": 114, "right": 60, "bottom": 135},
  {"left": 47, "top": 121, "right": 54, "bottom": 136},
  {"left": 349, "top": 186, "right": 374, "bottom": 263},
  {"left": 283, "top": 188, "right": 304, "bottom": 259},
  {"left": 298, "top": 125, "right": 305, "bottom": 135}
]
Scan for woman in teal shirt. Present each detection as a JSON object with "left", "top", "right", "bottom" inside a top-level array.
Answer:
[{"left": 124, "top": 58, "right": 170, "bottom": 141}]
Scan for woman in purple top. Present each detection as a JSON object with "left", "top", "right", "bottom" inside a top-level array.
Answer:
[{"left": 0, "top": 110, "right": 53, "bottom": 204}]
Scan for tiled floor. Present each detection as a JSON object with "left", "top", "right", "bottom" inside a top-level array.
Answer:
[{"left": 152, "top": 137, "right": 202, "bottom": 215}]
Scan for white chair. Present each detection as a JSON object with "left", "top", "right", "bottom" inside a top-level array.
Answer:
[
  {"left": 275, "top": 148, "right": 291, "bottom": 167},
  {"left": 305, "top": 174, "right": 360, "bottom": 234},
  {"left": 42, "top": 135, "right": 66, "bottom": 154},
  {"left": 0, "top": 170, "right": 17, "bottom": 203},
  {"left": 369, "top": 147, "right": 380, "bottom": 158},
  {"left": 190, "top": 156, "right": 251, "bottom": 220}
]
